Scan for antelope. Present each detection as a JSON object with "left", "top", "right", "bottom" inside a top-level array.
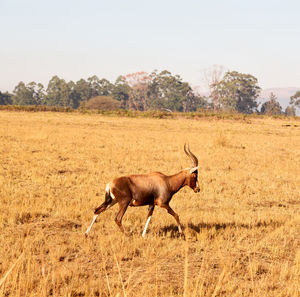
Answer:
[{"left": 85, "top": 144, "right": 200, "bottom": 237}]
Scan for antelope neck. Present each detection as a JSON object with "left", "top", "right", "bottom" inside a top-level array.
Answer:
[{"left": 167, "top": 171, "right": 188, "bottom": 194}]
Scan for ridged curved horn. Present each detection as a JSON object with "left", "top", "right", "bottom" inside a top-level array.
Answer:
[{"left": 184, "top": 143, "right": 198, "bottom": 167}]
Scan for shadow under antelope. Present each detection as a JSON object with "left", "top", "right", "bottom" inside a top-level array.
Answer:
[{"left": 85, "top": 144, "right": 200, "bottom": 237}]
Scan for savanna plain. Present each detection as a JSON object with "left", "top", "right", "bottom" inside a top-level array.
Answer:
[{"left": 0, "top": 111, "right": 299, "bottom": 297}]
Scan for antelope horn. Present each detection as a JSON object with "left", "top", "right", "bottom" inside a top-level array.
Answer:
[
  {"left": 184, "top": 143, "right": 198, "bottom": 168},
  {"left": 188, "top": 144, "right": 198, "bottom": 167}
]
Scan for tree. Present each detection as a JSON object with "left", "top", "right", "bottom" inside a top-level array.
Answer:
[
  {"left": 87, "top": 75, "right": 101, "bottom": 98},
  {"left": 13, "top": 81, "right": 45, "bottom": 105},
  {"left": 13, "top": 82, "right": 32, "bottom": 105},
  {"left": 66, "top": 81, "right": 82, "bottom": 109},
  {"left": 87, "top": 76, "right": 114, "bottom": 98},
  {"left": 122, "top": 71, "right": 152, "bottom": 110},
  {"left": 30, "top": 82, "right": 45, "bottom": 105},
  {"left": 260, "top": 92, "right": 282, "bottom": 115},
  {"left": 74, "top": 79, "right": 90, "bottom": 102},
  {"left": 202, "top": 65, "right": 226, "bottom": 110},
  {"left": 98, "top": 78, "right": 114, "bottom": 96},
  {"left": 148, "top": 70, "right": 196, "bottom": 112},
  {"left": 45, "top": 76, "right": 73, "bottom": 107},
  {"left": 0, "top": 91, "right": 13, "bottom": 105},
  {"left": 290, "top": 91, "right": 300, "bottom": 108},
  {"left": 285, "top": 106, "right": 296, "bottom": 116},
  {"left": 215, "top": 71, "right": 261, "bottom": 113},
  {"left": 7, "top": 70, "right": 210, "bottom": 111},
  {"left": 112, "top": 76, "right": 131, "bottom": 109},
  {"left": 181, "top": 90, "right": 209, "bottom": 112}
]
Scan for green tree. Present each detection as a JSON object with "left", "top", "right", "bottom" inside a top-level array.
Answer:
[
  {"left": 184, "top": 93, "right": 210, "bottom": 111},
  {"left": 28, "top": 82, "right": 45, "bottom": 105},
  {"left": 87, "top": 75, "right": 101, "bottom": 98},
  {"left": 13, "top": 82, "right": 32, "bottom": 105},
  {"left": 148, "top": 70, "right": 196, "bottom": 112},
  {"left": 74, "top": 79, "right": 90, "bottom": 102},
  {"left": 45, "top": 76, "right": 73, "bottom": 107},
  {"left": 260, "top": 92, "right": 282, "bottom": 115},
  {"left": 112, "top": 76, "right": 130, "bottom": 109},
  {"left": 285, "top": 105, "right": 296, "bottom": 116},
  {"left": 290, "top": 91, "right": 300, "bottom": 108},
  {"left": 0, "top": 91, "right": 13, "bottom": 105},
  {"left": 13, "top": 81, "right": 45, "bottom": 105},
  {"left": 215, "top": 71, "right": 261, "bottom": 113},
  {"left": 97, "top": 78, "right": 114, "bottom": 96},
  {"left": 87, "top": 76, "right": 114, "bottom": 97},
  {"left": 66, "top": 81, "right": 83, "bottom": 109}
]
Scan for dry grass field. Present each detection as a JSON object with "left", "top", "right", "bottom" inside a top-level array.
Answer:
[{"left": 0, "top": 111, "right": 299, "bottom": 297}]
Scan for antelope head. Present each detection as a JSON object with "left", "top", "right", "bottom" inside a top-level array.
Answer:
[{"left": 184, "top": 144, "right": 200, "bottom": 193}]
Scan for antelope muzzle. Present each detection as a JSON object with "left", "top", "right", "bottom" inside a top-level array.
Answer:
[{"left": 194, "top": 186, "right": 200, "bottom": 193}]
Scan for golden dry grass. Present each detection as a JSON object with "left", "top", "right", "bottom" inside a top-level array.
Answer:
[{"left": 0, "top": 111, "right": 299, "bottom": 297}]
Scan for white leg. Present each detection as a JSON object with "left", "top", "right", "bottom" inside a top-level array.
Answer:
[
  {"left": 85, "top": 214, "right": 99, "bottom": 235},
  {"left": 142, "top": 215, "right": 152, "bottom": 237},
  {"left": 178, "top": 225, "right": 183, "bottom": 234}
]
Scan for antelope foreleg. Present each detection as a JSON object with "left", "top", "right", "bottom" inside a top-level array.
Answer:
[{"left": 161, "top": 204, "right": 184, "bottom": 235}]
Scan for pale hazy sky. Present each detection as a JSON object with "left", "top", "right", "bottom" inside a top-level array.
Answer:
[{"left": 1, "top": 0, "right": 300, "bottom": 93}]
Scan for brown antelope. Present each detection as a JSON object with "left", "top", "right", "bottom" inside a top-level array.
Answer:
[{"left": 85, "top": 144, "right": 200, "bottom": 237}]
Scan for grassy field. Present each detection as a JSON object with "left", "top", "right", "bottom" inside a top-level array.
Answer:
[{"left": 0, "top": 111, "right": 299, "bottom": 297}]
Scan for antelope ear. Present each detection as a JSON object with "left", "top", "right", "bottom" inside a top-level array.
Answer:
[{"left": 190, "top": 166, "right": 199, "bottom": 173}]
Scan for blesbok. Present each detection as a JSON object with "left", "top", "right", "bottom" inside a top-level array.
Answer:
[{"left": 85, "top": 144, "right": 200, "bottom": 237}]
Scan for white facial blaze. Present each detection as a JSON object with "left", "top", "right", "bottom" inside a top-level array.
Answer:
[{"left": 189, "top": 166, "right": 199, "bottom": 173}]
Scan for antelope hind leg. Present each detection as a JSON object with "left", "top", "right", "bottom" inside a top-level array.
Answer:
[
  {"left": 85, "top": 214, "right": 99, "bottom": 236},
  {"left": 142, "top": 205, "right": 155, "bottom": 237},
  {"left": 85, "top": 199, "right": 117, "bottom": 236}
]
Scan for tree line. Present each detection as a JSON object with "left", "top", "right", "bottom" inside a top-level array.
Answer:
[{"left": 0, "top": 69, "right": 299, "bottom": 115}]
